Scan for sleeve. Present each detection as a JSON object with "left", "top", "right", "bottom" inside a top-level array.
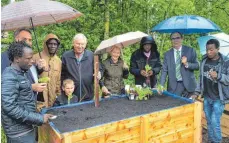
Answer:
[
  {"left": 160, "top": 53, "right": 168, "bottom": 86},
  {"left": 152, "top": 55, "right": 162, "bottom": 75},
  {"left": 218, "top": 61, "right": 229, "bottom": 85},
  {"left": 195, "top": 63, "right": 202, "bottom": 95},
  {"left": 61, "top": 55, "right": 67, "bottom": 86},
  {"left": 99, "top": 61, "right": 105, "bottom": 88},
  {"left": 123, "top": 68, "right": 129, "bottom": 79},
  {"left": 130, "top": 53, "right": 141, "bottom": 76},
  {"left": 186, "top": 48, "right": 199, "bottom": 71},
  {"left": 1, "top": 73, "right": 44, "bottom": 125},
  {"left": 56, "top": 61, "right": 62, "bottom": 96}
]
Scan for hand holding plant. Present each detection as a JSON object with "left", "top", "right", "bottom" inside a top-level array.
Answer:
[
  {"left": 157, "top": 84, "right": 164, "bottom": 95},
  {"left": 145, "top": 64, "right": 152, "bottom": 72},
  {"left": 145, "top": 64, "right": 152, "bottom": 77}
]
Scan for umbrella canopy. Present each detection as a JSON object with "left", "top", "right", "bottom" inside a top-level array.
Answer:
[
  {"left": 152, "top": 15, "right": 221, "bottom": 34},
  {"left": 1, "top": 0, "right": 83, "bottom": 31},
  {"left": 198, "top": 33, "right": 229, "bottom": 56},
  {"left": 1, "top": 0, "right": 82, "bottom": 57},
  {"left": 94, "top": 31, "right": 148, "bottom": 55}
]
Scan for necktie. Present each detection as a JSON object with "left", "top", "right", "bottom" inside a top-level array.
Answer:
[{"left": 176, "top": 50, "right": 182, "bottom": 80}]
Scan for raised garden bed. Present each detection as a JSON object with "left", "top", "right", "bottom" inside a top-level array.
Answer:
[{"left": 38, "top": 91, "right": 202, "bottom": 143}]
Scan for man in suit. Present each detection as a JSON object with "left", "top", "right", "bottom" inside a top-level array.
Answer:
[{"left": 159, "top": 32, "right": 199, "bottom": 97}]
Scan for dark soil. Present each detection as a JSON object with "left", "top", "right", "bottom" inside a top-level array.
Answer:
[
  {"left": 202, "top": 128, "right": 229, "bottom": 143},
  {"left": 47, "top": 95, "right": 190, "bottom": 133}
]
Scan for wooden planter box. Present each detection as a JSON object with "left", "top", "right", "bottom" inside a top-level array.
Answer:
[{"left": 38, "top": 92, "right": 203, "bottom": 143}]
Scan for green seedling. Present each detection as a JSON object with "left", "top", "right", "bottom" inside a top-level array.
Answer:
[
  {"left": 134, "top": 87, "right": 152, "bottom": 100},
  {"left": 67, "top": 94, "right": 73, "bottom": 105},
  {"left": 38, "top": 77, "right": 50, "bottom": 83},
  {"left": 145, "top": 64, "right": 152, "bottom": 73}
]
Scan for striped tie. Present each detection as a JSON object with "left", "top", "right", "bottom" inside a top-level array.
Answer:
[{"left": 176, "top": 50, "right": 182, "bottom": 80}]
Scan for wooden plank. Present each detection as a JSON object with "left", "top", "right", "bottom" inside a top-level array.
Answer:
[
  {"left": 149, "top": 113, "right": 194, "bottom": 131},
  {"left": 148, "top": 104, "right": 194, "bottom": 123},
  {"left": 105, "top": 126, "right": 140, "bottom": 143},
  {"left": 193, "top": 101, "right": 203, "bottom": 143},
  {"left": 150, "top": 127, "right": 193, "bottom": 143},
  {"left": 62, "top": 133, "right": 72, "bottom": 143},
  {"left": 38, "top": 124, "right": 62, "bottom": 143},
  {"left": 75, "top": 135, "right": 105, "bottom": 143},
  {"left": 94, "top": 55, "right": 99, "bottom": 107},
  {"left": 175, "top": 136, "right": 194, "bottom": 143},
  {"left": 140, "top": 116, "right": 149, "bottom": 143},
  {"left": 149, "top": 120, "right": 194, "bottom": 139},
  {"left": 71, "top": 117, "right": 141, "bottom": 142}
]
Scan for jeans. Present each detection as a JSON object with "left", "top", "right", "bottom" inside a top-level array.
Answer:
[
  {"left": 204, "top": 97, "right": 225, "bottom": 143},
  {"left": 7, "top": 130, "right": 36, "bottom": 143}
]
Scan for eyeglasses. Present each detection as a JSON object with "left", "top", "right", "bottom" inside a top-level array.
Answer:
[{"left": 171, "top": 37, "right": 181, "bottom": 41}]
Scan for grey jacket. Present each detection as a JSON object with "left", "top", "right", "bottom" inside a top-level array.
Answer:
[
  {"left": 1, "top": 66, "right": 44, "bottom": 137},
  {"left": 195, "top": 53, "right": 229, "bottom": 104},
  {"left": 160, "top": 45, "right": 199, "bottom": 93}
]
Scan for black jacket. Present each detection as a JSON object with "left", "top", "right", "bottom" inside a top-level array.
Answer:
[
  {"left": 54, "top": 94, "right": 78, "bottom": 106},
  {"left": 1, "top": 66, "right": 44, "bottom": 137},
  {"left": 61, "top": 50, "right": 94, "bottom": 101},
  {"left": 130, "top": 49, "right": 161, "bottom": 87}
]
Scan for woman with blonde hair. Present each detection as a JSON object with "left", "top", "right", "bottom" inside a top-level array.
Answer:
[{"left": 99, "top": 46, "right": 129, "bottom": 98}]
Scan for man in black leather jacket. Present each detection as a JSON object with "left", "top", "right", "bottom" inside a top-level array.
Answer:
[
  {"left": 1, "top": 42, "right": 53, "bottom": 143},
  {"left": 130, "top": 36, "right": 161, "bottom": 88}
]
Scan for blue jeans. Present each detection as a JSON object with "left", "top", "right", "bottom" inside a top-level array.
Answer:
[
  {"left": 204, "top": 97, "right": 225, "bottom": 143},
  {"left": 7, "top": 130, "right": 36, "bottom": 143}
]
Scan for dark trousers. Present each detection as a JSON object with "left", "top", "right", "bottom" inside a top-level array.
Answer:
[{"left": 7, "top": 130, "right": 36, "bottom": 143}]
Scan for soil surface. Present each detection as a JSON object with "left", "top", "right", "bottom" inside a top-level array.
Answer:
[
  {"left": 47, "top": 95, "right": 190, "bottom": 133},
  {"left": 202, "top": 128, "right": 229, "bottom": 143}
]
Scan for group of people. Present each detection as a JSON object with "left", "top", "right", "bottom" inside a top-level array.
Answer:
[{"left": 1, "top": 28, "right": 229, "bottom": 143}]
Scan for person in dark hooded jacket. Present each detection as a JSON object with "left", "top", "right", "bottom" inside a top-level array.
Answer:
[{"left": 130, "top": 36, "right": 161, "bottom": 88}]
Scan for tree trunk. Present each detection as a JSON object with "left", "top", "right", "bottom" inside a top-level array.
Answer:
[{"left": 104, "top": 0, "right": 109, "bottom": 39}]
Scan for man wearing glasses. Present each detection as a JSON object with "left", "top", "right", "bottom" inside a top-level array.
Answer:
[{"left": 159, "top": 32, "right": 199, "bottom": 98}]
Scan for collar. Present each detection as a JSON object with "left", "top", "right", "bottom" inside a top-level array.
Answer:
[
  {"left": 11, "top": 65, "right": 28, "bottom": 74},
  {"left": 109, "top": 58, "right": 121, "bottom": 65},
  {"left": 173, "top": 46, "right": 182, "bottom": 52},
  {"left": 144, "top": 51, "right": 151, "bottom": 58},
  {"left": 69, "top": 50, "right": 88, "bottom": 60}
]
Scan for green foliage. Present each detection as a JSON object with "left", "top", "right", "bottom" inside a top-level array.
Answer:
[
  {"left": 1, "top": 127, "right": 6, "bottom": 143},
  {"left": 156, "top": 84, "right": 165, "bottom": 94},
  {"left": 135, "top": 87, "right": 153, "bottom": 100},
  {"left": 1, "top": 0, "right": 229, "bottom": 86}
]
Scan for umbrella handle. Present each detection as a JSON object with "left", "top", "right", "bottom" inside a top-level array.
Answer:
[
  {"left": 30, "top": 18, "right": 42, "bottom": 58},
  {"left": 120, "top": 43, "right": 124, "bottom": 59}
]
